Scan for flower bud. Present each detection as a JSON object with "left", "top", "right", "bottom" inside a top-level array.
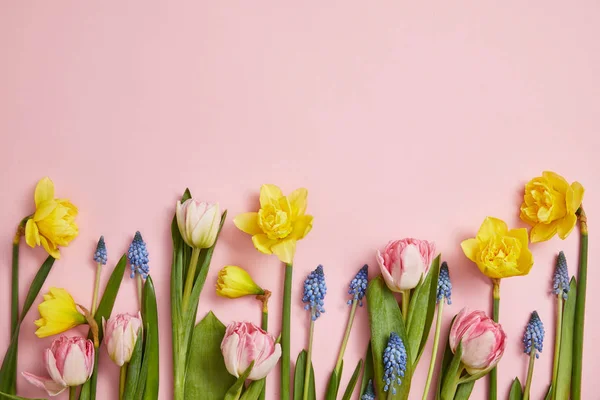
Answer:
[
  {"left": 216, "top": 266, "right": 264, "bottom": 298},
  {"left": 376, "top": 238, "right": 436, "bottom": 291},
  {"left": 176, "top": 199, "right": 221, "bottom": 249},
  {"left": 103, "top": 312, "right": 143, "bottom": 366}
]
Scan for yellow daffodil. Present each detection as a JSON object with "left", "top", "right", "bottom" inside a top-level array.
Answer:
[
  {"left": 234, "top": 184, "right": 313, "bottom": 264},
  {"left": 461, "top": 217, "right": 533, "bottom": 279},
  {"left": 520, "top": 171, "right": 584, "bottom": 243},
  {"left": 35, "top": 287, "right": 86, "bottom": 338},
  {"left": 25, "top": 177, "right": 78, "bottom": 259},
  {"left": 216, "top": 265, "right": 264, "bottom": 298}
]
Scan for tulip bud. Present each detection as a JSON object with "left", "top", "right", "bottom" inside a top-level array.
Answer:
[
  {"left": 103, "top": 312, "right": 143, "bottom": 366},
  {"left": 376, "top": 238, "right": 436, "bottom": 291},
  {"left": 221, "top": 322, "right": 281, "bottom": 380},
  {"left": 216, "top": 266, "right": 264, "bottom": 299},
  {"left": 22, "top": 335, "right": 94, "bottom": 396},
  {"left": 176, "top": 199, "right": 221, "bottom": 249},
  {"left": 449, "top": 308, "right": 507, "bottom": 374}
]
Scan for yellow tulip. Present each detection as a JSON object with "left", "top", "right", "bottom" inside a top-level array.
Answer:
[
  {"left": 24, "top": 177, "right": 78, "bottom": 259},
  {"left": 520, "top": 171, "right": 584, "bottom": 243},
  {"left": 35, "top": 287, "right": 86, "bottom": 338},
  {"left": 461, "top": 217, "right": 533, "bottom": 279},
  {"left": 216, "top": 265, "right": 264, "bottom": 298},
  {"left": 234, "top": 184, "right": 313, "bottom": 264}
]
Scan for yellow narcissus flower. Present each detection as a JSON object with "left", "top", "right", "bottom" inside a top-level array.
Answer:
[
  {"left": 234, "top": 184, "right": 313, "bottom": 264},
  {"left": 35, "top": 288, "right": 86, "bottom": 338},
  {"left": 461, "top": 217, "right": 534, "bottom": 279},
  {"left": 216, "top": 265, "right": 264, "bottom": 298},
  {"left": 520, "top": 171, "right": 584, "bottom": 243},
  {"left": 25, "top": 177, "right": 78, "bottom": 259}
]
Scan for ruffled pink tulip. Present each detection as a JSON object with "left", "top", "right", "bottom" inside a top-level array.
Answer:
[
  {"left": 221, "top": 321, "right": 281, "bottom": 380},
  {"left": 103, "top": 312, "right": 143, "bottom": 367},
  {"left": 22, "top": 335, "right": 94, "bottom": 396},
  {"left": 449, "top": 308, "right": 507, "bottom": 374},
  {"left": 376, "top": 238, "right": 436, "bottom": 291},
  {"left": 176, "top": 199, "right": 221, "bottom": 249}
]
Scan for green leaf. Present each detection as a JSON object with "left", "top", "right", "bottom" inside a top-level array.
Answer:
[
  {"left": 508, "top": 377, "right": 523, "bottom": 400},
  {"left": 122, "top": 328, "right": 144, "bottom": 399},
  {"left": 184, "top": 312, "right": 236, "bottom": 399},
  {"left": 544, "top": 385, "right": 552, "bottom": 400},
  {"left": 79, "top": 254, "right": 128, "bottom": 400},
  {"left": 141, "top": 276, "right": 159, "bottom": 400},
  {"left": 440, "top": 342, "right": 463, "bottom": 400},
  {"left": 406, "top": 255, "right": 441, "bottom": 366},
  {"left": 224, "top": 362, "right": 255, "bottom": 400},
  {"left": 556, "top": 278, "right": 577, "bottom": 400},
  {"left": 0, "top": 256, "right": 55, "bottom": 394},
  {"left": 325, "top": 361, "right": 342, "bottom": 400},
  {"left": 341, "top": 359, "right": 363, "bottom": 400},
  {"left": 0, "top": 391, "right": 45, "bottom": 400},
  {"left": 436, "top": 316, "right": 457, "bottom": 400},
  {"left": 293, "top": 350, "right": 316, "bottom": 400},
  {"left": 239, "top": 380, "right": 265, "bottom": 400},
  {"left": 454, "top": 381, "right": 475, "bottom": 400},
  {"left": 366, "top": 276, "right": 412, "bottom": 400},
  {"left": 133, "top": 324, "right": 151, "bottom": 400},
  {"left": 359, "top": 343, "right": 374, "bottom": 397}
]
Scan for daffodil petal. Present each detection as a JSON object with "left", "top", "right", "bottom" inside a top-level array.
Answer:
[
  {"left": 259, "top": 184, "right": 283, "bottom": 208},
  {"left": 477, "top": 217, "right": 508, "bottom": 242},
  {"left": 25, "top": 219, "right": 41, "bottom": 247},
  {"left": 507, "top": 227, "right": 529, "bottom": 247},
  {"left": 251, "top": 234, "right": 277, "bottom": 255},
  {"left": 271, "top": 239, "right": 296, "bottom": 264},
  {"left": 290, "top": 215, "right": 313, "bottom": 240},
  {"left": 460, "top": 238, "right": 480, "bottom": 262},
  {"left": 517, "top": 247, "right": 534, "bottom": 276},
  {"left": 33, "top": 200, "right": 58, "bottom": 222},
  {"left": 40, "top": 236, "right": 60, "bottom": 259},
  {"left": 288, "top": 188, "right": 308, "bottom": 217},
  {"left": 567, "top": 182, "right": 584, "bottom": 215},
  {"left": 34, "top": 177, "right": 55, "bottom": 208},
  {"left": 234, "top": 212, "right": 262, "bottom": 235},
  {"left": 542, "top": 171, "right": 569, "bottom": 192},
  {"left": 530, "top": 221, "right": 558, "bottom": 243},
  {"left": 557, "top": 213, "right": 578, "bottom": 240},
  {"left": 519, "top": 209, "right": 536, "bottom": 226}
]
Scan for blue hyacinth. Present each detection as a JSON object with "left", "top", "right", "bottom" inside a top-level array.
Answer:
[
  {"left": 552, "top": 251, "right": 570, "bottom": 300},
  {"left": 128, "top": 231, "right": 149, "bottom": 279},
  {"left": 436, "top": 261, "right": 452, "bottom": 304},
  {"left": 93, "top": 236, "right": 107, "bottom": 265},
  {"left": 348, "top": 264, "right": 368, "bottom": 307},
  {"left": 302, "top": 265, "right": 327, "bottom": 321},
  {"left": 361, "top": 379, "right": 375, "bottom": 400},
  {"left": 523, "top": 311, "right": 545, "bottom": 358},
  {"left": 383, "top": 332, "right": 407, "bottom": 395}
]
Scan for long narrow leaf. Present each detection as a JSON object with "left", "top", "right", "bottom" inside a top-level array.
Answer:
[
  {"left": 508, "top": 378, "right": 523, "bottom": 400},
  {"left": 0, "top": 391, "right": 45, "bottom": 400},
  {"left": 555, "top": 278, "right": 577, "bottom": 400},
  {"left": 122, "top": 328, "right": 144, "bottom": 399},
  {"left": 133, "top": 325, "right": 151, "bottom": 400},
  {"left": 325, "top": 362, "right": 342, "bottom": 400},
  {"left": 240, "top": 380, "right": 265, "bottom": 400},
  {"left": 341, "top": 359, "right": 363, "bottom": 400},
  {"left": 440, "top": 342, "right": 463, "bottom": 400},
  {"left": 454, "top": 381, "right": 475, "bottom": 400},
  {"left": 224, "top": 362, "right": 254, "bottom": 400},
  {"left": 293, "top": 350, "right": 316, "bottom": 400},
  {"left": 141, "top": 276, "right": 159, "bottom": 400},
  {"left": 359, "top": 342, "right": 373, "bottom": 397}
]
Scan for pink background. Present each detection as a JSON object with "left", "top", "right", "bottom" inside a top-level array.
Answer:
[{"left": 1, "top": 2, "right": 598, "bottom": 399}]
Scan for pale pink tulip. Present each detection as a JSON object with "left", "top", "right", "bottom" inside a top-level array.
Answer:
[
  {"left": 22, "top": 335, "right": 94, "bottom": 396},
  {"left": 221, "top": 322, "right": 281, "bottom": 380},
  {"left": 103, "top": 312, "right": 143, "bottom": 367},
  {"left": 449, "top": 308, "right": 507, "bottom": 374},
  {"left": 376, "top": 238, "right": 436, "bottom": 291},
  {"left": 176, "top": 199, "right": 221, "bottom": 249}
]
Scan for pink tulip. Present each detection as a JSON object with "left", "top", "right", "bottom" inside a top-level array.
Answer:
[
  {"left": 449, "top": 308, "right": 507, "bottom": 374},
  {"left": 22, "top": 335, "right": 94, "bottom": 396},
  {"left": 103, "top": 312, "right": 143, "bottom": 367},
  {"left": 221, "top": 321, "right": 281, "bottom": 380},
  {"left": 376, "top": 238, "right": 436, "bottom": 291}
]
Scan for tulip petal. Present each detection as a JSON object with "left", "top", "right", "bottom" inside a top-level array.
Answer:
[
  {"left": 557, "top": 213, "right": 578, "bottom": 240},
  {"left": 22, "top": 372, "right": 66, "bottom": 396},
  {"left": 287, "top": 188, "right": 308, "bottom": 217},
  {"left": 221, "top": 333, "right": 240, "bottom": 378},
  {"left": 234, "top": 212, "right": 262, "bottom": 235},
  {"left": 25, "top": 219, "right": 41, "bottom": 247},
  {"left": 61, "top": 344, "right": 89, "bottom": 386},
  {"left": 460, "top": 239, "right": 479, "bottom": 262},
  {"left": 530, "top": 221, "right": 558, "bottom": 243},
  {"left": 461, "top": 331, "right": 496, "bottom": 372},
  {"left": 398, "top": 244, "right": 425, "bottom": 290},
  {"left": 248, "top": 343, "right": 282, "bottom": 380},
  {"left": 567, "top": 182, "right": 584, "bottom": 215},
  {"left": 477, "top": 217, "right": 507, "bottom": 241},
  {"left": 45, "top": 349, "right": 67, "bottom": 387},
  {"left": 259, "top": 184, "right": 283, "bottom": 208},
  {"left": 289, "top": 215, "right": 313, "bottom": 240},
  {"left": 271, "top": 239, "right": 296, "bottom": 264},
  {"left": 251, "top": 234, "right": 276, "bottom": 254},
  {"left": 34, "top": 177, "right": 55, "bottom": 208}
]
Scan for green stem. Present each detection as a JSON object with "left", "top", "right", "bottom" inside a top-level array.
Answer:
[
  {"left": 303, "top": 319, "right": 315, "bottom": 400},
  {"left": 572, "top": 207, "right": 587, "bottom": 400},
  {"left": 11, "top": 240, "right": 19, "bottom": 337},
  {"left": 259, "top": 308, "right": 268, "bottom": 400},
  {"left": 91, "top": 263, "right": 102, "bottom": 316},
  {"left": 523, "top": 350, "right": 536, "bottom": 400},
  {"left": 334, "top": 299, "right": 358, "bottom": 372},
  {"left": 490, "top": 279, "right": 500, "bottom": 400},
  {"left": 551, "top": 295, "right": 563, "bottom": 400},
  {"left": 281, "top": 263, "right": 293, "bottom": 400},
  {"left": 137, "top": 274, "right": 143, "bottom": 309},
  {"left": 422, "top": 300, "right": 444, "bottom": 400},
  {"left": 181, "top": 248, "right": 201, "bottom": 311},
  {"left": 401, "top": 290, "right": 410, "bottom": 322},
  {"left": 69, "top": 386, "right": 77, "bottom": 400},
  {"left": 119, "top": 364, "right": 127, "bottom": 400}
]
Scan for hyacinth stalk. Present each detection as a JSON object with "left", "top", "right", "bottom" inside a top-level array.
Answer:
[
  {"left": 423, "top": 262, "right": 452, "bottom": 400},
  {"left": 571, "top": 207, "right": 587, "bottom": 399},
  {"left": 383, "top": 332, "right": 407, "bottom": 400},
  {"left": 91, "top": 236, "right": 107, "bottom": 316},
  {"left": 551, "top": 251, "right": 570, "bottom": 398},
  {"left": 522, "top": 311, "right": 544, "bottom": 400},
  {"left": 301, "top": 265, "right": 326, "bottom": 400},
  {"left": 128, "top": 231, "right": 149, "bottom": 307}
]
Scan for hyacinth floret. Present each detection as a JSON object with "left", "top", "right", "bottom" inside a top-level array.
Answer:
[
  {"left": 348, "top": 264, "right": 368, "bottom": 307},
  {"left": 302, "top": 265, "right": 327, "bottom": 321},
  {"left": 128, "top": 231, "right": 149, "bottom": 279}
]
